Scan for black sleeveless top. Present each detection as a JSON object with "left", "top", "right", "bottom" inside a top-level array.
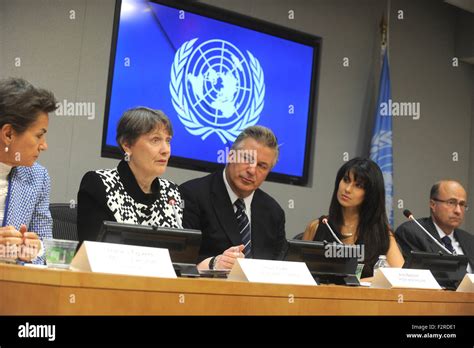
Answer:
[{"left": 313, "top": 221, "right": 375, "bottom": 278}]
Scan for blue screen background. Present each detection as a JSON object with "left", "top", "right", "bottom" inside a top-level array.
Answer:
[{"left": 106, "top": 0, "right": 316, "bottom": 177}]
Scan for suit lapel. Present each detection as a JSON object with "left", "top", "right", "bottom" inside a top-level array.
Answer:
[
  {"left": 423, "top": 218, "right": 449, "bottom": 254},
  {"left": 250, "top": 190, "right": 264, "bottom": 259},
  {"left": 454, "top": 230, "right": 474, "bottom": 267},
  {"left": 210, "top": 171, "right": 241, "bottom": 246}
]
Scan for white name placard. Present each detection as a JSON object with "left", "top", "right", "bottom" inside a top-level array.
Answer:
[
  {"left": 371, "top": 268, "right": 441, "bottom": 290},
  {"left": 70, "top": 241, "right": 177, "bottom": 279},
  {"left": 227, "top": 258, "right": 317, "bottom": 286},
  {"left": 456, "top": 274, "right": 474, "bottom": 293}
]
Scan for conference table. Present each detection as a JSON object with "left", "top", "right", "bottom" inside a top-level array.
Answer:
[{"left": 0, "top": 263, "right": 473, "bottom": 315}]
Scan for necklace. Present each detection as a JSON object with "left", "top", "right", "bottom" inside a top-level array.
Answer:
[{"left": 341, "top": 223, "right": 356, "bottom": 237}]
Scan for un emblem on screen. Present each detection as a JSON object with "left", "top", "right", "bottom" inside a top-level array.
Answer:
[{"left": 170, "top": 38, "right": 265, "bottom": 143}]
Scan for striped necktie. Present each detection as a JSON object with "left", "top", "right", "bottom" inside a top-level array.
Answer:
[
  {"left": 235, "top": 198, "right": 251, "bottom": 257},
  {"left": 441, "top": 235, "right": 455, "bottom": 254}
]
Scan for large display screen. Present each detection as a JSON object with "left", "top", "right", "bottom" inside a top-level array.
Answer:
[{"left": 102, "top": 0, "right": 321, "bottom": 185}]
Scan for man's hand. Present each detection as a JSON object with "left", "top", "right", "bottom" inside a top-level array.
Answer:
[{"left": 214, "top": 244, "right": 245, "bottom": 270}]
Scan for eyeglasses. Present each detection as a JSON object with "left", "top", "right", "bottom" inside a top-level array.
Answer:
[{"left": 432, "top": 198, "right": 469, "bottom": 211}]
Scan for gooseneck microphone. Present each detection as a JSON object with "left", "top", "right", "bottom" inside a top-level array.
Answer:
[
  {"left": 402, "top": 209, "right": 452, "bottom": 254},
  {"left": 168, "top": 197, "right": 183, "bottom": 229},
  {"left": 319, "top": 215, "right": 343, "bottom": 244}
]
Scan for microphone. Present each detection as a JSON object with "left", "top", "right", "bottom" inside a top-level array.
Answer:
[
  {"left": 319, "top": 215, "right": 343, "bottom": 244},
  {"left": 402, "top": 209, "right": 452, "bottom": 254},
  {"left": 168, "top": 197, "right": 183, "bottom": 229}
]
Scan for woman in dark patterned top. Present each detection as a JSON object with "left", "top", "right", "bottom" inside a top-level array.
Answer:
[{"left": 77, "top": 107, "right": 183, "bottom": 244}]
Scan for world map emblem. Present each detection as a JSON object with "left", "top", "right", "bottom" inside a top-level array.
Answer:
[{"left": 170, "top": 38, "right": 265, "bottom": 143}]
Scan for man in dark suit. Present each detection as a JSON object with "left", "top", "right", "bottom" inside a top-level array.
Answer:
[
  {"left": 395, "top": 180, "right": 473, "bottom": 273},
  {"left": 180, "top": 126, "right": 286, "bottom": 270}
]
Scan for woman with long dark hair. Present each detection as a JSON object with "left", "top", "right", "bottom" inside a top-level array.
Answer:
[{"left": 303, "top": 157, "right": 404, "bottom": 279}]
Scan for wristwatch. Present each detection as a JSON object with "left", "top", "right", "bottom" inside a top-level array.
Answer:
[{"left": 209, "top": 256, "right": 217, "bottom": 270}]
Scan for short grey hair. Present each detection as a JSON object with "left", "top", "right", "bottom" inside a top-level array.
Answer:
[
  {"left": 116, "top": 107, "right": 173, "bottom": 151},
  {"left": 231, "top": 125, "right": 279, "bottom": 165}
]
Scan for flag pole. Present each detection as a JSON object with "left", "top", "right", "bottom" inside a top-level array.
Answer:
[
  {"left": 371, "top": 2, "right": 394, "bottom": 228},
  {"left": 386, "top": 0, "right": 391, "bottom": 57}
]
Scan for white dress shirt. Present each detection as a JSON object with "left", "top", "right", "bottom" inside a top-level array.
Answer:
[{"left": 433, "top": 221, "right": 472, "bottom": 273}]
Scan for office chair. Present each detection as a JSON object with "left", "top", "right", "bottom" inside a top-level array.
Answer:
[{"left": 49, "top": 203, "right": 78, "bottom": 241}]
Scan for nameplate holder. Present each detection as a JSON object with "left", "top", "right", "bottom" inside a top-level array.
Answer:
[
  {"left": 227, "top": 258, "right": 317, "bottom": 286},
  {"left": 456, "top": 274, "right": 474, "bottom": 293},
  {"left": 70, "top": 241, "right": 177, "bottom": 279},
  {"left": 371, "top": 268, "right": 441, "bottom": 290}
]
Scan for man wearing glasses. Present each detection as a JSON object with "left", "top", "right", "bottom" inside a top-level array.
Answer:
[{"left": 395, "top": 180, "right": 473, "bottom": 273}]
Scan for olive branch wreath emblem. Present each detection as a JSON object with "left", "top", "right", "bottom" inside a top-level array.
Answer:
[{"left": 170, "top": 38, "right": 265, "bottom": 143}]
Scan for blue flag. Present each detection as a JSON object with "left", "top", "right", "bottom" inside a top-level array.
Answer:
[{"left": 370, "top": 49, "right": 393, "bottom": 227}]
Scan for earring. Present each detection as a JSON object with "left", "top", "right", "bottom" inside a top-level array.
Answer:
[{"left": 4, "top": 146, "right": 8, "bottom": 153}]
